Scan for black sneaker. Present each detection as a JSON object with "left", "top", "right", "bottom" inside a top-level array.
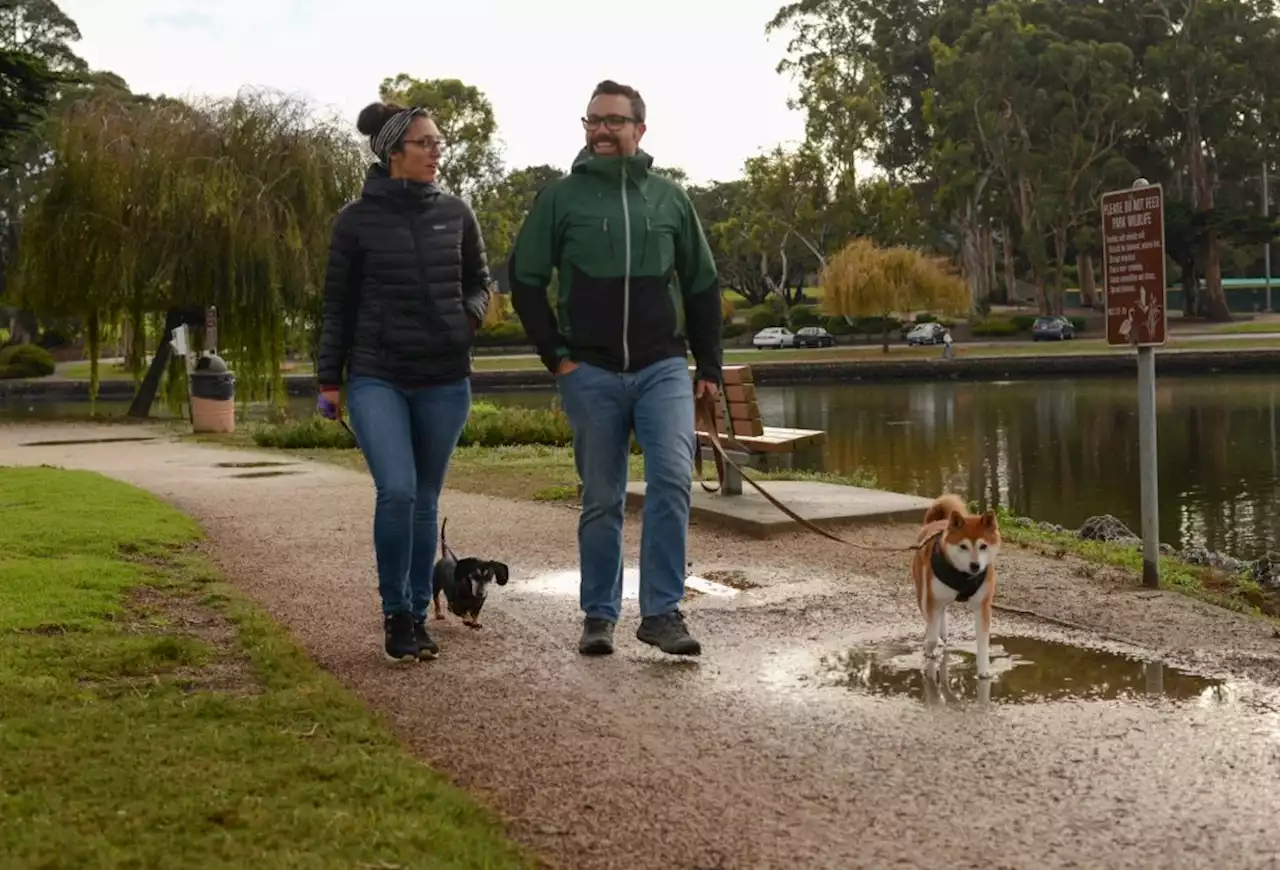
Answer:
[
  {"left": 413, "top": 619, "right": 439, "bottom": 660},
  {"left": 578, "top": 617, "right": 616, "bottom": 656},
  {"left": 636, "top": 612, "right": 701, "bottom": 656},
  {"left": 384, "top": 612, "right": 418, "bottom": 663}
]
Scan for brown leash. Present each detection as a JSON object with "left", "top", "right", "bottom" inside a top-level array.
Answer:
[
  {"left": 692, "top": 393, "right": 1134, "bottom": 636},
  {"left": 694, "top": 392, "right": 922, "bottom": 554}
]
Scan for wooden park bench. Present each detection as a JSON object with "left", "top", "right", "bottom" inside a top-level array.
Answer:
[{"left": 691, "top": 364, "right": 827, "bottom": 495}]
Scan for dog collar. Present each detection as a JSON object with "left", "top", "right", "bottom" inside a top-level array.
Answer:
[{"left": 930, "top": 538, "right": 987, "bottom": 602}]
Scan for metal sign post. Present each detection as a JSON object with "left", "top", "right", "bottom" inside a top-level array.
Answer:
[{"left": 1101, "top": 179, "right": 1168, "bottom": 589}]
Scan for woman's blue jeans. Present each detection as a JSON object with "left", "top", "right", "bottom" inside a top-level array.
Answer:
[{"left": 346, "top": 374, "right": 471, "bottom": 620}]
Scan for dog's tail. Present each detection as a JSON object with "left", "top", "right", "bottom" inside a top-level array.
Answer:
[
  {"left": 923, "top": 493, "right": 967, "bottom": 525},
  {"left": 439, "top": 517, "right": 448, "bottom": 551}
]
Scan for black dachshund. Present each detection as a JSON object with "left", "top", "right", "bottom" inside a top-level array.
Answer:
[{"left": 432, "top": 518, "right": 509, "bottom": 629}]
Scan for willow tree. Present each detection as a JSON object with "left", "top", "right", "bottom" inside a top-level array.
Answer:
[
  {"left": 12, "top": 87, "right": 365, "bottom": 407},
  {"left": 822, "top": 237, "right": 969, "bottom": 352}
]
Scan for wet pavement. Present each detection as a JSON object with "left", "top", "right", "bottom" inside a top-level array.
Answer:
[{"left": 5, "top": 422, "right": 1280, "bottom": 869}]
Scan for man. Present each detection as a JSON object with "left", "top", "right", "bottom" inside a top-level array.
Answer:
[{"left": 508, "top": 79, "right": 722, "bottom": 657}]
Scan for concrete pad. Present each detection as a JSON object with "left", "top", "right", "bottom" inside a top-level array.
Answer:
[{"left": 625, "top": 480, "right": 934, "bottom": 538}]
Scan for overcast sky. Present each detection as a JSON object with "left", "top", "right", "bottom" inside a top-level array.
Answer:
[{"left": 58, "top": 0, "right": 810, "bottom": 185}]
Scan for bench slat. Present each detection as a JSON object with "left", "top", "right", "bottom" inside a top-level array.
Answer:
[{"left": 695, "top": 426, "right": 826, "bottom": 454}]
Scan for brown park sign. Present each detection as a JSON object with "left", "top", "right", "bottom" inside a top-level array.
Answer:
[{"left": 1101, "top": 183, "right": 1167, "bottom": 347}]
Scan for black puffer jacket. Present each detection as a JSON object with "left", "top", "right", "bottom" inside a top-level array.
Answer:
[{"left": 316, "top": 164, "right": 490, "bottom": 389}]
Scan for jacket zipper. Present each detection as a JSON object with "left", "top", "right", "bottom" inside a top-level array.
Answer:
[{"left": 620, "top": 167, "right": 632, "bottom": 370}]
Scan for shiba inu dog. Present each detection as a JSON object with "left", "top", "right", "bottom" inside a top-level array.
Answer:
[{"left": 911, "top": 494, "right": 1001, "bottom": 678}]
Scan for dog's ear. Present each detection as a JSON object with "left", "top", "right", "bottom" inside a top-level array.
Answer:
[
  {"left": 491, "top": 561, "right": 509, "bottom": 586},
  {"left": 948, "top": 510, "right": 965, "bottom": 530},
  {"left": 980, "top": 510, "right": 997, "bottom": 529}
]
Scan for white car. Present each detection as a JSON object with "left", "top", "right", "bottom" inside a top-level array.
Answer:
[{"left": 752, "top": 326, "right": 796, "bottom": 349}]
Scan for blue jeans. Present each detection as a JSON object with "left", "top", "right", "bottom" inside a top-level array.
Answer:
[
  {"left": 556, "top": 356, "right": 696, "bottom": 622},
  {"left": 346, "top": 374, "right": 471, "bottom": 620}
]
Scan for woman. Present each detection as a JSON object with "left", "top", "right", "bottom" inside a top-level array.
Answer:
[{"left": 316, "top": 101, "right": 490, "bottom": 663}]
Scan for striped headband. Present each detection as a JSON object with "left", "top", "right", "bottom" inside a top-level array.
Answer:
[{"left": 371, "top": 107, "right": 427, "bottom": 165}]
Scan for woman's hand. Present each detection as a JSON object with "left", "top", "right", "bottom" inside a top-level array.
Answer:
[{"left": 317, "top": 387, "right": 342, "bottom": 421}]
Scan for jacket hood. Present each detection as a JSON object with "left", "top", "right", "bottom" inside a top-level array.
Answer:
[
  {"left": 570, "top": 147, "right": 655, "bottom": 180},
  {"left": 360, "top": 161, "right": 441, "bottom": 202}
]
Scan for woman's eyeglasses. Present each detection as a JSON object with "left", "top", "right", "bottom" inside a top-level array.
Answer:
[{"left": 403, "top": 136, "right": 446, "bottom": 153}]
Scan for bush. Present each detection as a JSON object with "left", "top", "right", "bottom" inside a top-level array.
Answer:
[
  {"left": 723, "top": 321, "right": 748, "bottom": 339},
  {"left": 971, "top": 318, "right": 1021, "bottom": 337},
  {"left": 1009, "top": 314, "right": 1038, "bottom": 332},
  {"left": 0, "top": 343, "right": 56, "bottom": 379},
  {"left": 475, "top": 321, "right": 527, "bottom": 346},
  {"left": 788, "top": 305, "right": 823, "bottom": 330},
  {"left": 1068, "top": 316, "right": 1086, "bottom": 332},
  {"left": 461, "top": 403, "right": 573, "bottom": 447},
  {"left": 251, "top": 401, "right": 574, "bottom": 451},
  {"left": 745, "top": 305, "right": 785, "bottom": 332},
  {"left": 914, "top": 312, "right": 938, "bottom": 324},
  {"left": 850, "top": 316, "right": 904, "bottom": 335},
  {"left": 823, "top": 316, "right": 856, "bottom": 336}
]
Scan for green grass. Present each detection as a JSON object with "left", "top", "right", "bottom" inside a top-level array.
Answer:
[
  {"left": 0, "top": 466, "right": 534, "bottom": 869},
  {"left": 1200, "top": 319, "right": 1280, "bottom": 335},
  {"left": 993, "top": 507, "right": 1276, "bottom": 620},
  {"left": 36, "top": 333, "right": 1280, "bottom": 383},
  {"left": 194, "top": 424, "right": 877, "bottom": 506},
  {"left": 463, "top": 335, "right": 1280, "bottom": 372}
]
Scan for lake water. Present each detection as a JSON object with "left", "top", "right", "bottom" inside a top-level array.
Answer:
[{"left": 4, "top": 373, "right": 1276, "bottom": 560}]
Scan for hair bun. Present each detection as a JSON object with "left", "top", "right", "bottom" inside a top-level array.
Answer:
[{"left": 356, "top": 101, "right": 405, "bottom": 137}]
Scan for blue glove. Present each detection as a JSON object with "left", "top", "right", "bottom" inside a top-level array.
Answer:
[{"left": 317, "top": 391, "right": 341, "bottom": 421}]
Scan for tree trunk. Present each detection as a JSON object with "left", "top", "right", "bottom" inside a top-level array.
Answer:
[
  {"left": 985, "top": 224, "right": 998, "bottom": 305},
  {"left": 960, "top": 208, "right": 982, "bottom": 313},
  {"left": 1187, "top": 97, "right": 1230, "bottom": 321},
  {"left": 1001, "top": 225, "right": 1016, "bottom": 304},
  {"left": 1202, "top": 230, "right": 1230, "bottom": 319},
  {"left": 1080, "top": 253, "right": 1097, "bottom": 308},
  {"left": 1051, "top": 226, "right": 1068, "bottom": 315}
]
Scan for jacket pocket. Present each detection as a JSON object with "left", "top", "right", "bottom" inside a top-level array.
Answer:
[{"left": 563, "top": 215, "right": 620, "bottom": 277}]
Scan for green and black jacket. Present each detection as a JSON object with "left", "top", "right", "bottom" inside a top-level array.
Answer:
[{"left": 507, "top": 147, "right": 723, "bottom": 383}]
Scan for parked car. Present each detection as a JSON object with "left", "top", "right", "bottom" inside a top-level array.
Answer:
[
  {"left": 794, "top": 326, "right": 836, "bottom": 348},
  {"left": 752, "top": 326, "right": 797, "bottom": 349},
  {"left": 1032, "top": 315, "right": 1075, "bottom": 341},
  {"left": 904, "top": 322, "right": 948, "bottom": 345}
]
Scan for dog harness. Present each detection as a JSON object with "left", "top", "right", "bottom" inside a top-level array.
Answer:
[{"left": 929, "top": 536, "right": 988, "bottom": 602}]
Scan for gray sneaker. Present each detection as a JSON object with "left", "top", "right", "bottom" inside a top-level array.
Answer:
[
  {"left": 578, "top": 617, "right": 616, "bottom": 655},
  {"left": 636, "top": 611, "right": 701, "bottom": 656}
]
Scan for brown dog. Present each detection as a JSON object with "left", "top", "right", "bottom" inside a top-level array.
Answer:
[{"left": 911, "top": 494, "right": 1002, "bottom": 678}]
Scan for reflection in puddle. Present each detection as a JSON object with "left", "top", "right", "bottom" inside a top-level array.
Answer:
[
  {"left": 820, "top": 636, "right": 1232, "bottom": 706},
  {"left": 230, "top": 470, "right": 305, "bottom": 479},
  {"left": 521, "top": 568, "right": 742, "bottom": 599}
]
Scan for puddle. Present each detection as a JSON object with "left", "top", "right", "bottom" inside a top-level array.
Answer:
[
  {"left": 20, "top": 436, "right": 156, "bottom": 447},
  {"left": 819, "top": 636, "right": 1234, "bottom": 706},
  {"left": 521, "top": 568, "right": 743, "bottom": 599},
  {"left": 700, "top": 569, "right": 760, "bottom": 591},
  {"left": 214, "top": 461, "right": 296, "bottom": 469},
  {"left": 229, "top": 470, "right": 305, "bottom": 479}
]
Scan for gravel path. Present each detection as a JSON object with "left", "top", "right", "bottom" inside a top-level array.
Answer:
[{"left": 5, "top": 422, "right": 1280, "bottom": 870}]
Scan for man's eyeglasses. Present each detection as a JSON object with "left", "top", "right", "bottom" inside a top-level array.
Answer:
[
  {"left": 404, "top": 136, "right": 446, "bottom": 153},
  {"left": 582, "top": 114, "right": 635, "bottom": 132}
]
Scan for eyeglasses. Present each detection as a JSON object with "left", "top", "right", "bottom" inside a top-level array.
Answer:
[
  {"left": 403, "top": 136, "right": 446, "bottom": 153},
  {"left": 581, "top": 114, "right": 635, "bottom": 132}
]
